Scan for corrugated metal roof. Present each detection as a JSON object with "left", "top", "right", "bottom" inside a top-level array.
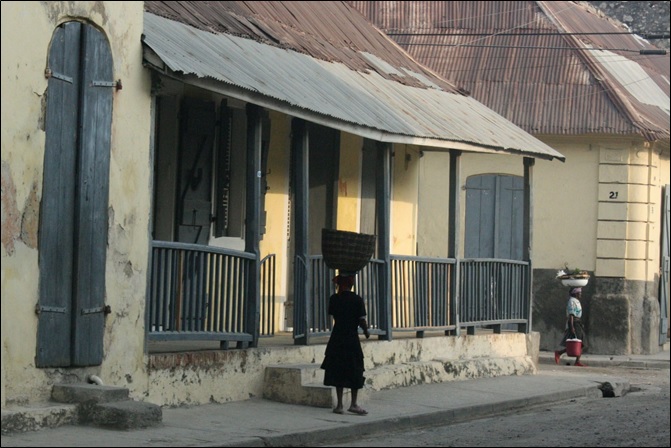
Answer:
[
  {"left": 141, "top": 1, "right": 564, "bottom": 160},
  {"left": 349, "top": 1, "right": 670, "bottom": 141}
]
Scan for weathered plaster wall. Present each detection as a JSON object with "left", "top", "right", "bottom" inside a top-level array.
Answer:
[
  {"left": 1, "top": 1, "right": 152, "bottom": 406},
  {"left": 146, "top": 332, "right": 537, "bottom": 406}
]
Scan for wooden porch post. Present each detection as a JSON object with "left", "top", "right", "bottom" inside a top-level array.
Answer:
[
  {"left": 448, "top": 149, "right": 462, "bottom": 336},
  {"left": 292, "top": 118, "right": 310, "bottom": 345},
  {"left": 245, "top": 104, "right": 262, "bottom": 347},
  {"left": 522, "top": 157, "right": 535, "bottom": 334},
  {"left": 377, "top": 142, "right": 392, "bottom": 341}
]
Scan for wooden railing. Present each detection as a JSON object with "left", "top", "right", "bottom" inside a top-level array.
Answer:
[
  {"left": 390, "top": 255, "right": 457, "bottom": 336},
  {"left": 147, "top": 242, "right": 531, "bottom": 347},
  {"left": 260, "top": 253, "right": 276, "bottom": 337},
  {"left": 459, "top": 258, "right": 530, "bottom": 333},
  {"left": 147, "top": 241, "right": 256, "bottom": 347}
]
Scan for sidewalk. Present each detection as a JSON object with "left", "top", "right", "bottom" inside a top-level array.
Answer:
[{"left": 2, "top": 348, "right": 668, "bottom": 447}]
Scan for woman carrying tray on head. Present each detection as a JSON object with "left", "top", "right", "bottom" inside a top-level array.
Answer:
[
  {"left": 555, "top": 287, "right": 587, "bottom": 367},
  {"left": 320, "top": 273, "right": 370, "bottom": 415}
]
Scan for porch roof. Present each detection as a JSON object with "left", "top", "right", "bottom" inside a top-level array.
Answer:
[{"left": 141, "top": 2, "right": 564, "bottom": 161}]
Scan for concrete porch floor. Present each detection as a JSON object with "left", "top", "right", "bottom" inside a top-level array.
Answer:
[{"left": 146, "top": 329, "right": 487, "bottom": 353}]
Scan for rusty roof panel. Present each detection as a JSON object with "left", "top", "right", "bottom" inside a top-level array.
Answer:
[
  {"left": 349, "top": 1, "right": 670, "bottom": 141},
  {"left": 142, "top": 2, "right": 565, "bottom": 159}
]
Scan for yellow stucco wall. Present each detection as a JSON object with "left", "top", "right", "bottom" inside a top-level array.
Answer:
[
  {"left": 260, "top": 111, "right": 291, "bottom": 324},
  {"left": 532, "top": 139, "right": 599, "bottom": 272},
  {"left": 1, "top": 1, "right": 151, "bottom": 406},
  {"left": 336, "top": 132, "right": 363, "bottom": 232},
  {"left": 417, "top": 152, "right": 450, "bottom": 258},
  {"left": 420, "top": 138, "right": 598, "bottom": 269},
  {"left": 418, "top": 136, "right": 670, "bottom": 284},
  {"left": 391, "top": 144, "right": 420, "bottom": 255}
]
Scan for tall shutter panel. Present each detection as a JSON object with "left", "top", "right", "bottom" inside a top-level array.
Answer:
[
  {"left": 72, "top": 25, "right": 114, "bottom": 366},
  {"left": 37, "top": 22, "right": 113, "bottom": 367},
  {"left": 465, "top": 175, "right": 496, "bottom": 258},
  {"left": 497, "top": 176, "right": 524, "bottom": 261},
  {"left": 36, "top": 22, "right": 81, "bottom": 367},
  {"left": 176, "top": 99, "right": 215, "bottom": 244},
  {"left": 215, "top": 100, "right": 232, "bottom": 237},
  {"left": 465, "top": 174, "right": 523, "bottom": 260}
]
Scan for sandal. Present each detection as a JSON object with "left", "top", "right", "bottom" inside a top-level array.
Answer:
[
  {"left": 347, "top": 405, "right": 368, "bottom": 415},
  {"left": 554, "top": 351, "right": 561, "bottom": 365},
  {"left": 574, "top": 361, "right": 586, "bottom": 367},
  {"left": 333, "top": 407, "right": 344, "bottom": 414}
]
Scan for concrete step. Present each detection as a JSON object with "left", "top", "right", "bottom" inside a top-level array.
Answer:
[
  {"left": 1, "top": 404, "right": 77, "bottom": 435},
  {"left": 53, "top": 383, "right": 162, "bottom": 430},
  {"left": 80, "top": 400, "right": 162, "bottom": 430},
  {"left": 2, "top": 383, "right": 162, "bottom": 434},
  {"left": 262, "top": 355, "right": 536, "bottom": 408},
  {"left": 51, "top": 383, "right": 129, "bottom": 404},
  {"left": 263, "top": 364, "right": 332, "bottom": 407}
]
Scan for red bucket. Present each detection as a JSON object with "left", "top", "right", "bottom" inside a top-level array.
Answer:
[{"left": 565, "top": 338, "right": 582, "bottom": 357}]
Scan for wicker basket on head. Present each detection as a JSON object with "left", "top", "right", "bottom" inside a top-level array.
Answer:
[{"left": 321, "top": 228, "right": 376, "bottom": 274}]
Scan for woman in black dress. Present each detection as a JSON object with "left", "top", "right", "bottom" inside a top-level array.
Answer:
[{"left": 320, "top": 274, "right": 370, "bottom": 415}]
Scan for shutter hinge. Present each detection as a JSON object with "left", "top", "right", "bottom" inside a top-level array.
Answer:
[
  {"left": 92, "top": 79, "right": 122, "bottom": 91},
  {"left": 35, "top": 304, "right": 66, "bottom": 315},
  {"left": 81, "top": 305, "right": 112, "bottom": 316},
  {"left": 44, "top": 68, "right": 73, "bottom": 84}
]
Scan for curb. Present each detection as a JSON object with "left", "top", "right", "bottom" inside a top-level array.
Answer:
[
  {"left": 537, "top": 355, "right": 670, "bottom": 370},
  {"left": 220, "top": 383, "right": 610, "bottom": 447}
]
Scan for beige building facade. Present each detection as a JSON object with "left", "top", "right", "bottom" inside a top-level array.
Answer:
[
  {"left": 349, "top": 0, "right": 671, "bottom": 356},
  {"left": 418, "top": 137, "right": 670, "bottom": 354},
  {"left": 1, "top": 1, "right": 154, "bottom": 407},
  {"left": 3, "top": 2, "right": 563, "bottom": 412}
]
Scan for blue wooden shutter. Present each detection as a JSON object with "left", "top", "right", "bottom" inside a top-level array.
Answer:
[
  {"left": 215, "top": 100, "right": 232, "bottom": 237},
  {"left": 176, "top": 99, "right": 215, "bottom": 244},
  {"left": 465, "top": 174, "right": 523, "bottom": 260},
  {"left": 36, "top": 22, "right": 81, "bottom": 367},
  {"left": 36, "top": 22, "right": 113, "bottom": 367},
  {"left": 72, "top": 24, "right": 114, "bottom": 366}
]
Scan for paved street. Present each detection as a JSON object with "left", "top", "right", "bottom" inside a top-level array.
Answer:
[
  {"left": 321, "top": 364, "right": 670, "bottom": 447},
  {"left": 1, "top": 348, "right": 668, "bottom": 447}
]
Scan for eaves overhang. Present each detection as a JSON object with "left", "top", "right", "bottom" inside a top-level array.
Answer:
[{"left": 142, "top": 12, "right": 566, "bottom": 161}]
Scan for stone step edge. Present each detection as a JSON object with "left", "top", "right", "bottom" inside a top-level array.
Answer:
[
  {"left": 263, "top": 356, "right": 535, "bottom": 406},
  {"left": 2, "top": 398, "right": 164, "bottom": 434},
  {"left": 1, "top": 404, "right": 78, "bottom": 435}
]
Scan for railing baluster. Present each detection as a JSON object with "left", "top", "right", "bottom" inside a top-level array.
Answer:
[{"left": 148, "top": 241, "right": 260, "bottom": 346}]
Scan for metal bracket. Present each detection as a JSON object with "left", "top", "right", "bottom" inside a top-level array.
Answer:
[
  {"left": 81, "top": 305, "right": 112, "bottom": 315},
  {"left": 35, "top": 304, "right": 66, "bottom": 315},
  {"left": 44, "top": 68, "right": 73, "bottom": 84},
  {"left": 92, "top": 79, "right": 122, "bottom": 91}
]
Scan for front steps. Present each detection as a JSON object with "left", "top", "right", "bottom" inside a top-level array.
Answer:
[
  {"left": 2, "top": 383, "right": 161, "bottom": 434},
  {"left": 52, "top": 383, "right": 162, "bottom": 430},
  {"left": 262, "top": 355, "right": 536, "bottom": 408}
]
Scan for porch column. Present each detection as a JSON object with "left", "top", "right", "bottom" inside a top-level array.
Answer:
[
  {"left": 376, "top": 142, "right": 392, "bottom": 341},
  {"left": 448, "top": 150, "right": 462, "bottom": 336},
  {"left": 245, "top": 104, "right": 262, "bottom": 347},
  {"left": 292, "top": 118, "right": 310, "bottom": 345},
  {"left": 522, "top": 157, "right": 535, "bottom": 334}
]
